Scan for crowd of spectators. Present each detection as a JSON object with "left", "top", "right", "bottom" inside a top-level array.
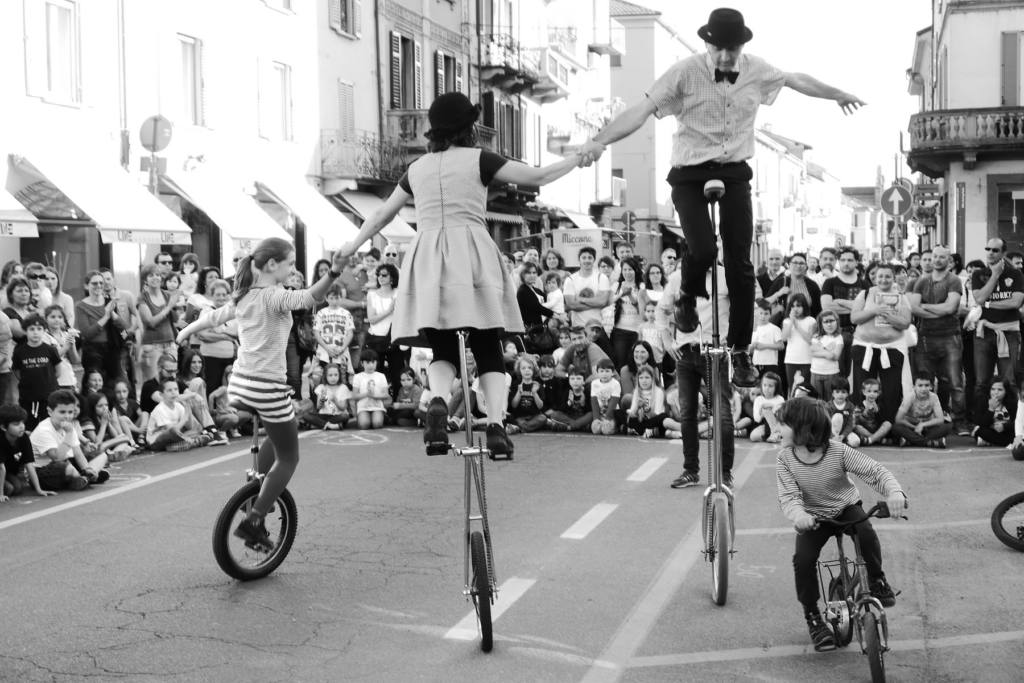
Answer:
[{"left": 3, "top": 235, "right": 1022, "bottom": 501}]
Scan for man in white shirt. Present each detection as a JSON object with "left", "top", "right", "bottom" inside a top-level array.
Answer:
[
  {"left": 812, "top": 247, "right": 837, "bottom": 287},
  {"left": 562, "top": 247, "right": 611, "bottom": 329}
]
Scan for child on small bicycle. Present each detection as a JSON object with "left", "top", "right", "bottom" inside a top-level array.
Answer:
[{"left": 775, "top": 396, "right": 907, "bottom": 652}]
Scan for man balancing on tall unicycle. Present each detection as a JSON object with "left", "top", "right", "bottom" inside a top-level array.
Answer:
[{"left": 580, "top": 7, "right": 864, "bottom": 389}]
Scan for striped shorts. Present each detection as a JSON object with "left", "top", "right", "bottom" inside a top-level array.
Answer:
[{"left": 228, "top": 371, "right": 296, "bottom": 423}]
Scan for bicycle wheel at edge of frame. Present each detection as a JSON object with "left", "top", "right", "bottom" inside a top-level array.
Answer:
[
  {"left": 861, "top": 610, "right": 886, "bottom": 683},
  {"left": 212, "top": 480, "right": 298, "bottom": 581},
  {"left": 710, "top": 493, "right": 730, "bottom": 606},
  {"left": 990, "top": 491, "right": 1024, "bottom": 552},
  {"left": 470, "top": 530, "right": 494, "bottom": 652}
]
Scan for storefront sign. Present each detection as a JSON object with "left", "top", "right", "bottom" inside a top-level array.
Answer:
[
  {"left": 99, "top": 229, "right": 192, "bottom": 245},
  {"left": 552, "top": 228, "right": 603, "bottom": 267},
  {"left": 0, "top": 221, "right": 38, "bottom": 237}
]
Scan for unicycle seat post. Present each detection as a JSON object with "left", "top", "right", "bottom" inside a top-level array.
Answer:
[{"left": 457, "top": 330, "right": 474, "bottom": 448}]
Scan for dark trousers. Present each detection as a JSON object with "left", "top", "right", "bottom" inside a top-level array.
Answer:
[
  {"left": 82, "top": 342, "right": 129, "bottom": 391},
  {"left": 912, "top": 332, "right": 966, "bottom": 425},
  {"left": 850, "top": 346, "right": 904, "bottom": 423},
  {"left": 976, "top": 424, "right": 1014, "bottom": 447},
  {"left": 838, "top": 328, "right": 855, "bottom": 380},
  {"left": 203, "top": 355, "right": 233, "bottom": 398},
  {"left": 793, "top": 503, "right": 883, "bottom": 613},
  {"left": 610, "top": 328, "right": 639, "bottom": 372},
  {"left": 676, "top": 345, "right": 734, "bottom": 475},
  {"left": 890, "top": 422, "right": 952, "bottom": 445},
  {"left": 972, "top": 328, "right": 1021, "bottom": 407},
  {"left": 668, "top": 162, "right": 755, "bottom": 348}
]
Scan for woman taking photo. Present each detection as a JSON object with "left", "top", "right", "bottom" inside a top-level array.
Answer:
[
  {"left": 137, "top": 263, "right": 182, "bottom": 382},
  {"left": 76, "top": 270, "right": 128, "bottom": 387}
]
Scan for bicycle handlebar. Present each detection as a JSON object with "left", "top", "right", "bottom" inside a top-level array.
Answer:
[{"left": 814, "top": 502, "right": 908, "bottom": 530}]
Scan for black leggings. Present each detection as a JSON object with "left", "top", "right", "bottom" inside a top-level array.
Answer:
[{"left": 423, "top": 328, "right": 505, "bottom": 375}]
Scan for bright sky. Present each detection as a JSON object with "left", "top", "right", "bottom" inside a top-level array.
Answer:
[{"left": 643, "top": 0, "right": 932, "bottom": 186}]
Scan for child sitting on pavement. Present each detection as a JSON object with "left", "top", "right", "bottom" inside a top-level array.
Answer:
[
  {"left": 306, "top": 363, "right": 352, "bottom": 430},
  {"left": 349, "top": 349, "right": 391, "bottom": 430},
  {"left": 589, "top": 358, "right": 621, "bottom": 435},
  {"left": 851, "top": 378, "right": 892, "bottom": 446},
  {"left": 546, "top": 365, "right": 592, "bottom": 432},
  {"left": 389, "top": 367, "right": 423, "bottom": 428},
  {"left": 625, "top": 365, "right": 667, "bottom": 438},
  {"left": 973, "top": 380, "right": 1017, "bottom": 447},
  {"left": 750, "top": 371, "right": 785, "bottom": 442},
  {"left": 775, "top": 396, "right": 906, "bottom": 652},
  {"left": 508, "top": 354, "right": 547, "bottom": 433},
  {"left": 30, "top": 389, "right": 109, "bottom": 490},
  {"left": 826, "top": 377, "right": 858, "bottom": 446},
  {"left": 891, "top": 373, "right": 953, "bottom": 448},
  {"left": 1, "top": 404, "right": 55, "bottom": 500},
  {"left": 147, "top": 379, "right": 213, "bottom": 452}
]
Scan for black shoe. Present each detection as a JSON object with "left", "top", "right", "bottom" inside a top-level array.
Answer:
[
  {"left": 424, "top": 397, "right": 450, "bottom": 455},
  {"left": 675, "top": 294, "right": 699, "bottom": 333},
  {"left": 806, "top": 612, "right": 836, "bottom": 652},
  {"left": 670, "top": 471, "right": 700, "bottom": 488},
  {"left": 486, "top": 423, "right": 514, "bottom": 458},
  {"left": 731, "top": 350, "right": 759, "bottom": 387},
  {"left": 234, "top": 515, "right": 272, "bottom": 551},
  {"left": 869, "top": 577, "right": 897, "bottom": 607}
]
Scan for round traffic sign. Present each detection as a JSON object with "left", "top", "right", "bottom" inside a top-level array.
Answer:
[
  {"left": 880, "top": 185, "right": 913, "bottom": 218},
  {"left": 139, "top": 115, "right": 173, "bottom": 153}
]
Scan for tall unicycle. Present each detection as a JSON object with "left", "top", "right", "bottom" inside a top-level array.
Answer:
[
  {"left": 212, "top": 415, "right": 298, "bottom": 580},
  {"left": 699, "top": 179, "right": 736, "bottom": 606}
]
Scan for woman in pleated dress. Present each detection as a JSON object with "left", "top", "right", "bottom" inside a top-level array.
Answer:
[{"left": 337, "top": 93, "right": 592, "bottom": 456}]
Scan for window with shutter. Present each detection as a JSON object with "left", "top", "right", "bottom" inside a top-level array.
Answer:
[
  {"left": 435, "top": 50, "right": 445, "bottom": 99},
  {"left": 24, "top": 0, "right": 47, "bottom": 97},
  {"left": 513, "top": 107, "right": 522, "bottom": 160},
  {"left": 455, "top": 59, "right": 463, "bottom": 94},
  {"left": 481, "top": 91, "right": 495, "bottom": 127},
  {"left": 414, "top": 41, "right": 424, "bottom": 109},
  {"left": 390, "top": 31, "right": 402, "bottom": 108},
  {"left": 26, "top": 0, "right": 81, "bottom": 104},
  {"left": 1002, "top": 32, "right": 1020, "bottom": 107},
  {"left": 178, "top": 34, "right": 203, "bottom": 126},
  {"left": 353, "top": 0, "right": 362, "bottom": 37},
  {"left": 328, "top": 0, "right": 342, "bottom": 32},
  {"left": 338, "top": 80, "right": 355, "bottom": 141}
]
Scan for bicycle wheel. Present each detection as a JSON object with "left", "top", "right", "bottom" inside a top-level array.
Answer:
[
  {"left": 862, "top": 611, "right": 886, "bottom": 683},
  {"left": 470, "top": 530, "right": 493, "bottom": 652},
  {"left": 710, "top": 495, "right": 730, "bottom": 606},
  {"left": 212, "top": 481, "right": 298, "bottom": 581},
  {"left": 991, "top": 491, "right": 1024, "bottom": 552}
]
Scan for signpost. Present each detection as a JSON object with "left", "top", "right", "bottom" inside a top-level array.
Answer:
[
  {"left": 140, "top": 115, "right": 173, "bottom": 195},
  {"left": 880, "top": 185, "right": 913, "bottom": 219}
]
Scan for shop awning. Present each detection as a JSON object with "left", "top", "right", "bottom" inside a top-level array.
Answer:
[
  {"left": 255, "top": 174, "right": 359, "bottom": 250},
  {"left": 6, "top": 152, "right": 191, "bottom": 245},
  {"left": 560, "top": 210, "right": 600, "bottom": 231},
  {"left": 335, "top": 191, "right": 416, "bottom": 244},
  {"left": 485, "top": 211, "right": 524, "bottom": 225},
  {"left": 0, "top": 188, "right": 38, "bottom": 238},
  {"left": 661, "top": 225, "right": 685, "bottom": 239},
  {"left": 163, "top": 168, "right": 290, "bottom": 248}
]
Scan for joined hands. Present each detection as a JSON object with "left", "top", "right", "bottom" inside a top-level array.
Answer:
[{"left": 576, "top": 139, "right": 606, "bottom": 167}]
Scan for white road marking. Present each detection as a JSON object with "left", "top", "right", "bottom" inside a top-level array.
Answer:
[
  {"left": 443, "top": 577, "right": 537, "bottom": 640},
  {"left": 561, "top": 503, "right": 619, "bottom": 540},
  {"left": 736, "top": 518, "right": 989, "bottom": 536},
  {"left": 581, "top": 447, "right": 765, "bottom": 683},
  {"left": 0, "top": 432, "right": 318, "bottom": 532},
  {"left": 628, "top": 629, "right": 1024, "bottom": 668},
  {"left": 626, "top": 458, "right": 668, "bottom": 482}
]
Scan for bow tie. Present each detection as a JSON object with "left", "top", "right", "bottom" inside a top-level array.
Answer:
[{"left": 714, "top": 69, "right": 738, "bottom": 84}]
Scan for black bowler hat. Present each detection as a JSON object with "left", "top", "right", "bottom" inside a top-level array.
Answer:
[
  {"left": 426, "top": 92, "right": 480, "bottom": 138},
  {"left": 696, "top": 8, "right": 753, "bottom": 47}
]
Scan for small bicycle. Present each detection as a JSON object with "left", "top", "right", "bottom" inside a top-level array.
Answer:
[
  {"left": 991, "top": 490, "right": 1024, "bottom": 552},
  {"left": 698, "top": 179, "right": 735, "bottom": 606},
  {"left": 211, "top": 414, "right": 298, "bottom": 581},
  {"left": 816, "top": 502, "right": 904, "bottom": 683},
  {"left": 448, "top": 330, "right": 500, "bottom": 652}
]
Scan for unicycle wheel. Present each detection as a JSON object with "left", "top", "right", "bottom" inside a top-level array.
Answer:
[
  {"left": 470, "top": 530, "right": 493, "bottom": 652},
  {"left": 709, "top": 494, "right": 730, "bottom": 606},
  {"left": 212, "top": 480, "right": 297, "bottom": 581},
  {"left": 991, "top": 491, "right": 1024, "bottom": 552}
]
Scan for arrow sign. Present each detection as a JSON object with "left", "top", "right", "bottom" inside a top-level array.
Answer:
[{"left": 880, "top": 185, "right": 913, "bottom": 218}]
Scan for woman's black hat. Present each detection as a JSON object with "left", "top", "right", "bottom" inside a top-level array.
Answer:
[
  {"left": 426, "top": 92, "right": 480, "bottom": 137},
  {"left": 696, "top": 8, "right": 753, "bottom": 47}
]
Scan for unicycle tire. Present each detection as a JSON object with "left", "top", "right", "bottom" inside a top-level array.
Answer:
[
  {"left": 862, "top": 611, "right": 886, "bottom": 683},
  {"left": 710, "top": 494, "right": 730, "bottom": 606},
  {"left": 470, "top": 530, "right": 493, "bottom": 652},
  {"left": 991, "top": 491, "right": 1024, "bottom": 552},
  {"left": 212, "top": 481, "right": 298, "bottom": 581}
]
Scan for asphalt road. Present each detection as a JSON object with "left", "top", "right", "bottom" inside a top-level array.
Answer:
[{"left": 1, "top": 428, "right": 1022, "bottom": 682}]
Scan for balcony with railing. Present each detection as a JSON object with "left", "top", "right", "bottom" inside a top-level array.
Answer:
[
  {"left": 385, "top": 109, "right": 430, "bottom": 153},
  {"left": 320, "top": 129, "right": 407, "bottom": 183},
  {"left": 907, "top": 107, "right": 1024, "bottom": 175},
  {"left": 479, "top": 26, "right": 541, "bottom": 93}
]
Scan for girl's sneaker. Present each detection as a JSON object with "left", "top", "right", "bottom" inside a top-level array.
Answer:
[
  {"left": 806, "top": 612, "right": 836, "bottom": 652},
  {"left": 424, "top": 397, "right": 450, "bottom": 455},
  {"left": 485, "top": 423, "right": 514, "bottom": 457}
]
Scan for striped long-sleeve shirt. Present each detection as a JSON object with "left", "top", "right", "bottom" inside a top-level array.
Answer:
[
  {"left": 204, "top": 286, "right": 315, "bottom": 384},
  {"left": 776, "top": 440, "right": 903, "bottom": 523}
]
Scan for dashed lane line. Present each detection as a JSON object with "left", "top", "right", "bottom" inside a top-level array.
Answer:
[
  {"left": 736, "top": 518, "right": 990, "bottom": 536},
  {"left": 0, "top": 432, "right": 319, "bottom": 532},
  {"left": 443, "top": 577, "right": 537, "bottom": 641},
  {"left": 580, "top": 447, "right": 766, "bottom": 683},
  {"left": 627, "top": 629, "right": 1024, "bottom": 668},
  {"left": 561, "top": 503, "right": 620, "bottom": 540},
  {"left": 626, "top": 457, "right": 669, "bottom": 482}
]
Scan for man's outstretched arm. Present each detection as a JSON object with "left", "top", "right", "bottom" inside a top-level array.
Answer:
[
  {"left": 784, "top": 72, "right": 865, "bottom": 114},
  {"left": 579, "top": 98, "right": 659, "bottom": 162}
]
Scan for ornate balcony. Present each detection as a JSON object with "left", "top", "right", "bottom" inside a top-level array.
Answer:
[
  {"left": 320, "top": 129, "right": 407, "bottom": 184},
  {"left": 907, "top": 107, "right": 1024, "bottom": 176},
  {"left": 385, "top": 109, "right": 430, "bottom": 153},
  {"left": 479, "top": 27, "right": 541, "bottom": 94}
]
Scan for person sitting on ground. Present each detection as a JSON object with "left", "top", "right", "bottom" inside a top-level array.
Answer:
[
  {"left": 732, "top": 383, "right": 758, "bottom": 438},
  {"left": 749, "top": 371, "right": 785, "bottom": 442},
  {"left": 208, "top": 365, "right": 253, "bottom": 438},
  {"left": 851, "top": 378, "right": 891, "bottom": 447},
  {"left": 140, "top": 353, "right": 228, "bottom": 446},
  {"left": 389, "top": 367, "right": 423, "bottom": 428},
  {"left": 536, "top": 355, "right": 567, "bottom": 417},
  {"left": 305, "top": 363, "right": 351, "bottom": 431},
  {"left": 29, "top": 389, "right": 108, "bottom": 490},
  {"left": 349, "top": 349, "right": 390, "bottom": 430},
  {"left": 146, "top": 378, "right": 214, "bottom": 452},
  {"left": 80, "top": 392, "right": 137, "bottom": 462},
  {"left": 891, "top": 373, "right": 953, "bottom": 448},
  {"left": 973, "top": 380, "right": 1017, "bottom": 447},
  {"left": 112, "top": 378, "right": 147, "bottom": 447},
  {"left": 826, "top": 377, "right": 857, "bottom": 446},
  {"left": 546, "top": 365, "right": 593, "bottom": 432},
  {"left": 555, "top": 325, "right": 610, "bottom": 383},
  {"left": 0, "top": 405, "right": 55, "bottom": 501},
  {"left": 625, "top": 365, "right": 667, "bottom": 438},
  {"left": 776, "top": 396, "right": 905, "bottom": 652},
  {"left": 508, "top": 354, "right": 547, "bottom": 433},
  {"left": 590, "top": 358, "right": 621, "bottom": 435}
]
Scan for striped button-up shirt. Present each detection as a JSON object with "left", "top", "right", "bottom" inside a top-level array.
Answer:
[{"left": 646, "top": 53, "right": 786, "bottom": 167}]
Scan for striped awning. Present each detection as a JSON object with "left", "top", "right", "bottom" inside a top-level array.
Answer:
[{"left": 485, "top": 211, "right": 523, "bottom": 224}]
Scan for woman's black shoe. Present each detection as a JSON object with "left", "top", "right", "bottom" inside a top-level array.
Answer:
[
  {"left": 485, "top": 423, "right": 514, "bottom": 459},
  {"left": 424, "top": 397, "right": 450, "bottom": 455}
]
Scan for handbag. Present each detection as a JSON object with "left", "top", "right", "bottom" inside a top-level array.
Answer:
[{"left": 525, "top": 323, "right": 559, "bottom": 353}]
